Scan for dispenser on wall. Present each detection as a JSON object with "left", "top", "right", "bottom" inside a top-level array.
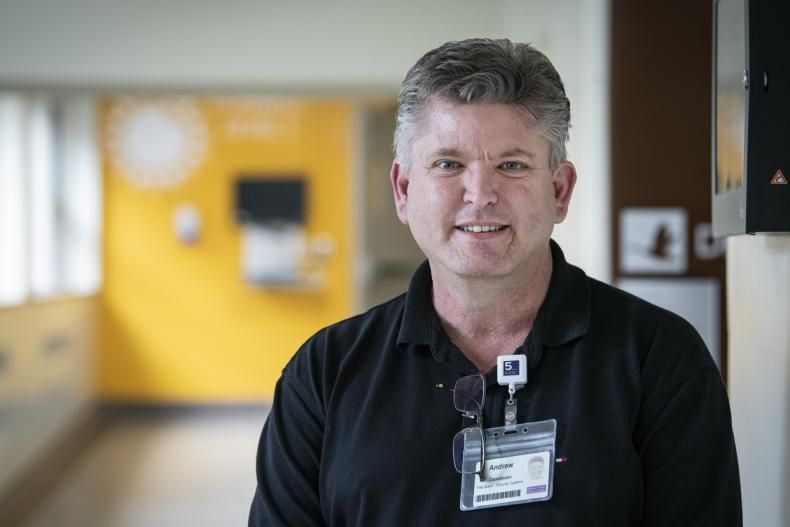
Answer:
[
  {"left": 235, "top": 177, "right": 333, "bottom": 289},
  {"left": 712, "top": 0, "right": 790, "bottom": 236}
]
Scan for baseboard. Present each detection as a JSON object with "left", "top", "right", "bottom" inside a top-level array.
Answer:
[{"left": 99, "top": 401, "right": 271, "bottom": 420}]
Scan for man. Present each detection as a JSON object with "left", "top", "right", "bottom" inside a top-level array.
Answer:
[
  {"left": 250, "top": 38, "right": 741, "bottom": 526},
  {"left": 528, "top": 455, "right": 546, "bottom": 480}
]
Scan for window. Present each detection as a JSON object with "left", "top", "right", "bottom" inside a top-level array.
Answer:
[
  {"left": 0, "top": 93, "right": 102, "bottom": 307},
  {"left": 0, "top": 95, "right": 27, "bottom": 307}
]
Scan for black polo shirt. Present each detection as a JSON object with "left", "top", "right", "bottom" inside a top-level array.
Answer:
[{"left": 250, "top": 241, "right": 741, "bottom": 526}]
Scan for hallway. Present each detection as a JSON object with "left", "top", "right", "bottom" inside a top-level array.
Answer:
[{"left": 20, "top": 408, "right": 266, "bottom": 527}]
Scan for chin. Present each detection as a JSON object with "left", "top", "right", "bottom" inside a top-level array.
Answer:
[{"left": 444, "top": 260, "right": 516, "bottom": 280}]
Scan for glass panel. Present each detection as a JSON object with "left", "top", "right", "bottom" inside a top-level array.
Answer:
[
  {"left": 715, "top": 0, "right": 747, "bottom": 194},
  {"left": 29, "top": 96, "right": 58, "bottom": 298},
  {"left": 0, "top": 94, "right": 27, "bottom": 307},
  {"left": 60, "top": 97, "right": 102, "bottom": 295},
  {"left": 27, "top": 95, "right": 102, "bottom": 299}
]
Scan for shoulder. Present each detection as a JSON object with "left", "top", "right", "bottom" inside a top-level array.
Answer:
[
  {"left": 301, "top": 292, "right": 407, "bottom": 361},
  {"left": 280, "top": 293, "right": 407, "bottom": 402},
  {"left": 586, "top": 277, "right": 721, "bottom": 399},
  {"left": 587, "top": 277, "right": 698, "bottom": 334}
]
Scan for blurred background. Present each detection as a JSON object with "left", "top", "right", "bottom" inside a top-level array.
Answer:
[{"left": 0, "top": 0, "right": 787, "bottom": 526}]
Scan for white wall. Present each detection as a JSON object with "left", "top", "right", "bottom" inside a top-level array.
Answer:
[
  {"left": 0, "top": 0, "right": 611, "bottom": 282},
  {"left": 501, "top": 0, "right": 611, "bottom": 281},
  {"left": 727, "top": 235, "right": 790, "bottom": 527},
  {"left": 0, "top": 0, "right": 533, "bottom": 89}
]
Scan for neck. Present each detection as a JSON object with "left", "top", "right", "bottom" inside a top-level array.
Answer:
[{"left": 431, "top": 250, "right": 553, "bottom": 372}]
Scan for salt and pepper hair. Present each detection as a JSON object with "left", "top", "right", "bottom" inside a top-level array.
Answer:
[{"left": 394, "top": 38, "right": 571, "bottom": 170}]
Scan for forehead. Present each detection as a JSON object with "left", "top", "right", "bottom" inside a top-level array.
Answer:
[{"left": 410, "top": 99, "right": 549, "bottom": 160}]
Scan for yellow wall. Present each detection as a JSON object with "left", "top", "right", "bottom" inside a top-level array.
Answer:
[{"left": 99, "top": 98, "right": 355, "bottom": 402}]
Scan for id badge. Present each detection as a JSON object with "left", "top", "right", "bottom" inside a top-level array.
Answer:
[{"left": 459, "top": 419, "right": 557, "bottom": 511}]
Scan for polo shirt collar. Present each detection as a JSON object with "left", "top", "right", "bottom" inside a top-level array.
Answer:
[
  {"left": 539, "top": 239, "right": 591, "bottom": 347},
  {"left": 396, "top": 240, "right": 590, "bottom": 365},
  {"left": 396, "top": 259, "right": 433, "bottom": 349}
]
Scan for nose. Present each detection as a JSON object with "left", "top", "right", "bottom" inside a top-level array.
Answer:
[{"left": 462, "top": 165, "right": 498, "bottom": 208}]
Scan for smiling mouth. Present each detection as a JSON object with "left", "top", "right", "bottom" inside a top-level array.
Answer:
[{"left": 457, "top": 225, "right": 508, "bottom": 233}]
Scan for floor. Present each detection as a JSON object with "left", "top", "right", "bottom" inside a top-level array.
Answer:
[{"left": 20, "top": 408, "right": 267, "bottom": 527}]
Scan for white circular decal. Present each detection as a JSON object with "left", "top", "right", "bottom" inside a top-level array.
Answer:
[{"left": 107, "top": 99, "right": 207, "bottom": 189}]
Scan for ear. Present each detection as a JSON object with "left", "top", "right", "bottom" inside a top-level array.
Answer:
[
  {"left": 552, "top": 160, "right": 577, "bottom": 223},
  {"left": 390, "top": 161, "right": 410, "bottom": 225}
]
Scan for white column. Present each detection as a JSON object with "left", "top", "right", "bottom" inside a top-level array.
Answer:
[{"left": 727, "top": 234, "right": 790, "bottom": 527}]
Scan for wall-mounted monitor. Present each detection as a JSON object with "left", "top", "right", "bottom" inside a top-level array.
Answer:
[
  {"left": 235, "top": 177, "right": 306, "bottom": 225},
  {"left": 712, "top": 0, "right": 790, "bottom": 236}
]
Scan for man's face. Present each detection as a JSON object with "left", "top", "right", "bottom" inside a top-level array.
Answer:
[
  {"left": 391, "top": 99, "right": 576, "bottom": 282},
  {"left": 528, "top": 459, "right": 544, "bottom": 479}
]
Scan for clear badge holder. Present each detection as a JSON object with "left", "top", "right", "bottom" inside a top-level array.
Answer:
[{"left": 459, "top": 419, "right": 557, "bottom": 511}]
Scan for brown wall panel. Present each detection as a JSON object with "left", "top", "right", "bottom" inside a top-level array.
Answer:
[{"left": 611, "top": 0, "right": 728, "bottom": 377}]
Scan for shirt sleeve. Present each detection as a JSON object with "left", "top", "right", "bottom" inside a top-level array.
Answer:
[
  {"left": 249, "top": 370, "right": 326, "bottom": 526},
  {"left": 635, "top": 366, "right": 742, "bottom": 526}
]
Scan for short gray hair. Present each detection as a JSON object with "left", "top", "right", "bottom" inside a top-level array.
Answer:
[{"left": 394, "top": 38, "right": 570, "bottom": 169}]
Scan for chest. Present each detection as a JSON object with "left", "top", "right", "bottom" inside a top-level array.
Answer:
[{"left": 317, "top": 351, "right": 643, "bottom": 526}]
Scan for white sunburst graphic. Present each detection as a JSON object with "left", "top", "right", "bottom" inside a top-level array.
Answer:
[{"left": 107, "top": 99, "right": 207, "bottom": 189}]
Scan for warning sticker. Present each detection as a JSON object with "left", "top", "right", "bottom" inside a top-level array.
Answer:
[{"left": 770, "top": 169, "right": 788, "bottom": 185}]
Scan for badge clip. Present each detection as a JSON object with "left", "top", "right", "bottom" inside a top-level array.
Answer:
[
  {"left": 504, "top": 398, "right": 517, "bottom": 427},
  {"left": 497, "top": 354, "right": 527, "bottom": 426}
]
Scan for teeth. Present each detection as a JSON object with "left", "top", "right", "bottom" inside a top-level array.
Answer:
[{"left": 460, "top": 225, "right": 505, "bottom": 233}]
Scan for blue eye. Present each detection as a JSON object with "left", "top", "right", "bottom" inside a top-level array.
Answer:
[
  {"left": 436, "top": 160, "right": 461, "bottom": 170},
  {"left": 501, "top": 161, "right": 524, "bottom": 171}
]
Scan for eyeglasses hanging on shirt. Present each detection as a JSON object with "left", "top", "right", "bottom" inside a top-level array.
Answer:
[{"left": 452, "top": 373, "right": 486, "bottom": 476}]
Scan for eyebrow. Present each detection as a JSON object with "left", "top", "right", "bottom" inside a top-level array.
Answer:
[
  {"left": 499, "top": 148, "right": 536, "bottom": 159},
  {"left": 428, "top": 147, "right": 537, "bottom": 159},
  {"left": 429, "top": 148, "right": 463, "bottom": 158}
]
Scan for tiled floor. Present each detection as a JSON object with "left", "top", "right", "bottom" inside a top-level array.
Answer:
[{"left": 20, "top": 408, "right": 268, "bottom": 527}]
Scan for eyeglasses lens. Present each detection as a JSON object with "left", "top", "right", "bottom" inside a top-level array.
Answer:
[
  {"left": 453, "top": 426, "right": 484, "bottom": 473},
  {"left": 453, "top": 374, "right": 485, "bottom": 413}
]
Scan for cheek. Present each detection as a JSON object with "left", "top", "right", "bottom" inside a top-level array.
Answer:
[
  {"left": 509, "top": 183, "right": 556, "bottom": 227},
  {"left": 408, "top": 179, "right": 455, "bottom": 215}
]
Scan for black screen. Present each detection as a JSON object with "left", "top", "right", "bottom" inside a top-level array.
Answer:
[{"left": 235, "top": 177, "right": 305, "bottom": 224}]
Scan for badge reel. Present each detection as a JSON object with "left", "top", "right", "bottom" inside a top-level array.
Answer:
[{"left": 458, "top": 355, "right": 558, "bottom": 511}]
